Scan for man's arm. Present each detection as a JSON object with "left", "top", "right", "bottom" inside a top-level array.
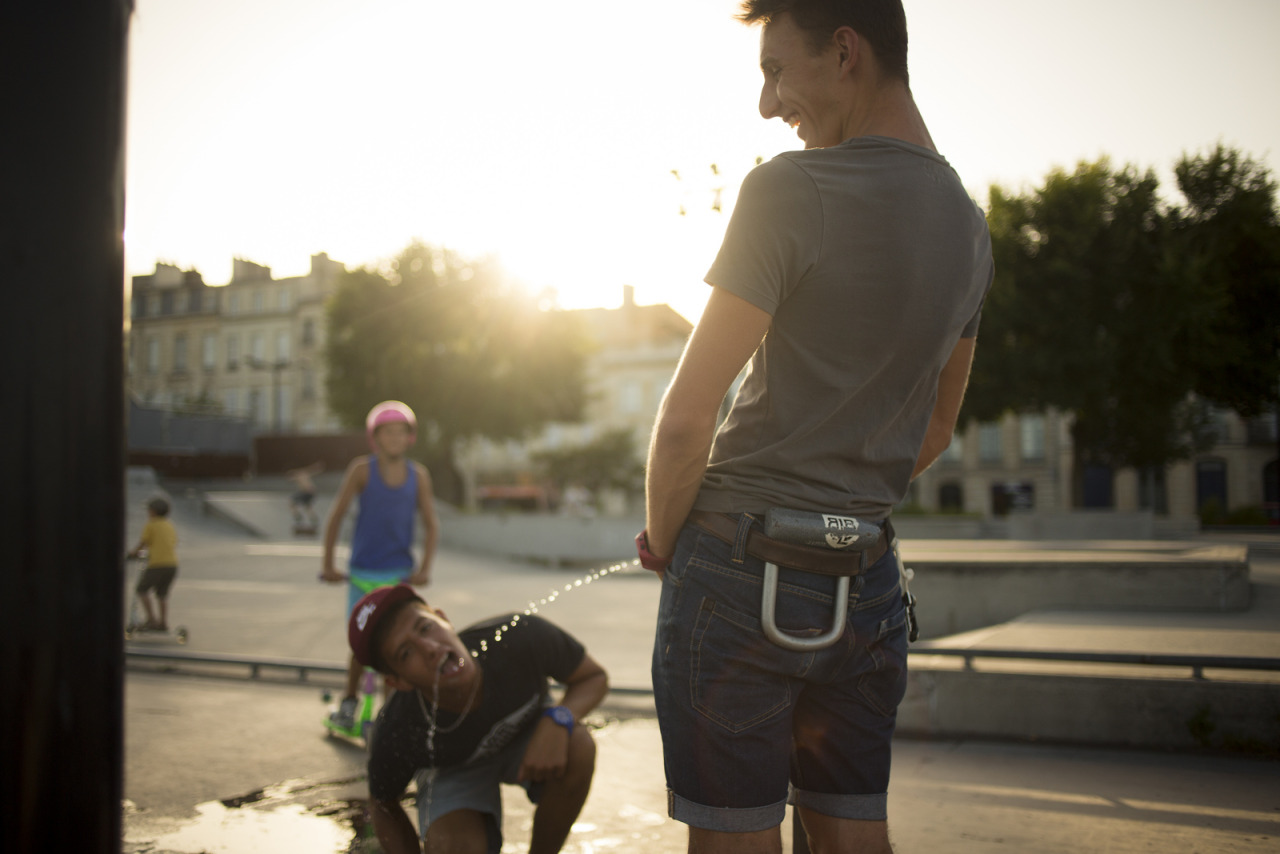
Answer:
[
  {"left": 518, "top": 653, "right": 609, "bottom": 783},
  {"left": 911, "top": 336, "right": 976, "bottom": 480},
  {"left": 644, "top": 287, "right": 772, "bottom": 559},
  {"left": 406, "top": 463, "right": 439, "bottom": 587},
  {"left": 320, "top": 458, "right": 366, "bottom": 582},
  {"left": 370, "top": 798, "right": 421, "bottom": 854}
]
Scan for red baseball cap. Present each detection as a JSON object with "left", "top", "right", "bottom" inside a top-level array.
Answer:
[{"left": 348, "top": 584, "right": 424, "bottom": 669}]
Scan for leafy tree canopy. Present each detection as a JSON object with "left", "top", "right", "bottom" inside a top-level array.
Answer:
[
  {"left": 531, "top": 427, "right": 644, "bottom": 495},
  {"left": 325, "top": 241, "right": 590, "bottom": 499},
  {"left": 964, "top": 145, "right": 1280, "bottom": 472}
]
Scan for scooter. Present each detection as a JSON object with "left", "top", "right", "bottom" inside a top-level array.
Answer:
[
  {"left": 323, "top": 668, "right": 379, "bottom": 745},
  {"left": 124, "top": 555, "right": 189, "bottom": 644}
]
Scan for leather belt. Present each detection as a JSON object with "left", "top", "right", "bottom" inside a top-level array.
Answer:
[{"left": 687, "top": 510, "right": 892, "bottom": 577}]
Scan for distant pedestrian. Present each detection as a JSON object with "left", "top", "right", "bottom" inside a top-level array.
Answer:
[
  {"left": 286, "top": 460, "right": 324, "bottom": 533},
  {"left": 127, "top": 496, "right": 179, "bottom": 631},
  {"left": 321, "top": 401, "right": 440, "bottom": 730}
]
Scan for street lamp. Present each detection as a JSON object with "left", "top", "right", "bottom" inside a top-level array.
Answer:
[{"left": 248, "top": 357, "right": 290, "bottom": 433}]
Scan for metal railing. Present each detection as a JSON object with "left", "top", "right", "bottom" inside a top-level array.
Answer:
[
  {"left": 906, "top": 646, "right": 1280, "bottom": 680},
  {"left": 125, "top": 646, "right": 1280, "bottom": 689},
  {"left": 122, "top": 648, "right": 655, "bottom": 695}
]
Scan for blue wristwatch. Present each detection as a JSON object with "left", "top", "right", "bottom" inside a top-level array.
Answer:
[{"left": 543, "top": 705, "right": 574, "bottom": 735}]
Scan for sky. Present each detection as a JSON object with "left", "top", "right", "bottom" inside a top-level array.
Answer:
[{"left": 125, "top": 0, "right": 1280, "bottom": 323}]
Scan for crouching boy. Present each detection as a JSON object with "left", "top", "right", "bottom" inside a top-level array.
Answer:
[{"left": 348, "top": 585, "right": 608, "bottom": 853}]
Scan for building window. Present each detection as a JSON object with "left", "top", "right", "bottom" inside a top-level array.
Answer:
[
  {"left": 173, "top": 334, "right": 187, "bottom": 373},
  {"left": 146, "top": 337, "right": 160, "bottom": 375},
  {"left": 132, "top": 296, "right": 145, "bottom": 319},
  {"left": 226, "top": 334, "right": 240, "bottom": 369},
  {"left": 302, "top": 368, "right": 316, "bottom": 401},
  {"left": 275, "top": 330, "right": 291, "bottom": 363},
  {"left": 228, "top": 292, "right": 240, "bottom": 315},
  {"left": 252, "top": 289, "right": 265, "bottom": 313},
  {"left": 979, "top": 422, "right": 1002, "bottom": 463},
  {"left": 278, "top": 289, "right": 291, "bottom": 311},
  {"left": 1138, "top": 466, "right": 1168, "bottom": 515},
  {"left": 938, "top": 482, "right": 963, "bottom": 511},
  {"left": 204, "top": 291, "right": 219, "bottom": 312},
  {"left": 202, "top": 333, "right": 216, "bottom": 371},
  {"left": 275, "top": 388, "right": 291, "bottom": 431},
  {"left": 149, "top": 294, "right": 161, "bottom": 316},
  {"left": 1020, "top": 414, "right": 1045, "bottom": 462},
  {"left": 251, "top": 332, "right": 265, "bottom": 364},
  {"left": 1195, "top": 459, "right": 1228, "bottom": 517},
  {"left": 160, "top": 292, "right": 174, "bottom": 316},
  {"left": 224, "top": 388, "right": 239, "bottom": 414},
  {"left": 248, "top": 388, "right": 264, "bottom": 426},
  {"left": 302, "top": 318, "right": 316, "bottom": 347}
]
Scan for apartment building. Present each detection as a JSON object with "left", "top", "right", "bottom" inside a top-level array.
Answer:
[
  {"left": 128, "top": 253, "right": 344, "bottom": 433},
  {"left": 909, "top": 406, "right": 1278, "bottom": 524}
]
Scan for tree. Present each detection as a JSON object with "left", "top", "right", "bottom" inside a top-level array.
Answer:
[
  {"left": 967, "top": 160, "right": 1206, "bottom": 477},
  {"left": 325, "top": 241, "right": 590, "bottom": 502},
  {"left": 1172, "top": 144, "right": 1280, "bottom": 418},
  {"left": 965, "top": 147, "right": 1280, "bottom": 505},
  {"left": 532, "top": 428, "right": 645, "bottom": 496}
]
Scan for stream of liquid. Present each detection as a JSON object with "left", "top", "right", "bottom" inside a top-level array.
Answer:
[{"left": 418, "top": 558, "right": 639, "bottom": 834}]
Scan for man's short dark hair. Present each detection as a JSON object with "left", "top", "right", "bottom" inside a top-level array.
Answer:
[
  {"left": 738, "top": 0, "right": 909, "bottom": 85},
  {"left": 148, "top": 497, "right": 170, "bottom": 517}
]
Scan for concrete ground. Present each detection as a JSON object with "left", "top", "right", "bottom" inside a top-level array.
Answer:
[
  {"left": 122, "top": 669, "right": 1280, "bottom": 854},
  {"left": 120, "top": 472, "right": 1280, "bottom": 852}
]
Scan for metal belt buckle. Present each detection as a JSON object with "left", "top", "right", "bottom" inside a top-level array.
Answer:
[{"left": 758, "top": 508, "right": 882, "bottom": 652}]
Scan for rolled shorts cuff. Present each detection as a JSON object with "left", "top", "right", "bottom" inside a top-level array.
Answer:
[
  {"left": 788, "top": 786, "right": 887, "bottom": 822},
  {"left": 668, "top": 790, "right": 787, "bottom": 833}
]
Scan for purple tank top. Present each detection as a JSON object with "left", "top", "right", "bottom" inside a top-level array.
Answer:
[{"left": 350, "top": 456, "right": 417, "bottom": 570}]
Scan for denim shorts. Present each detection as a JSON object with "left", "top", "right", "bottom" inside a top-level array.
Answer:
[
  {"left": 651, "top": 514, "right": 908, "bottom": 833},
  {"left": 413, "top": 722, "right": 541, "bottom": 854}
]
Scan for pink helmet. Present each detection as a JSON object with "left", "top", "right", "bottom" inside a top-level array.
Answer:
[{"left": 366, "top": 400, "right": 417, "bottom": 450}]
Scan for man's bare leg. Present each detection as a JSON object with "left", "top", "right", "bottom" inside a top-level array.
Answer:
[
  {"left": 529, "top": 727, "right": 596, "bottom": 853},
  {"left": 342, "top": 653, "right": 362, "bottom": 702},
  {"left": 423, "top": 807, "right": 487, "bottom": 854},
  {"left": 688, "top": 826, "right": 781, "bottom": 854},
  {"left": 798, "top": 807, "right": 893, "bottom": 854}
]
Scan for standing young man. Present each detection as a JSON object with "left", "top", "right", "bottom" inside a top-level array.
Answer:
[{"left": 639, "top": 2, "right": 993, "bottom": 852}]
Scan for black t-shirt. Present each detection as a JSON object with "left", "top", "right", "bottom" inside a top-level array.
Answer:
[{"left": 367, "top": 613, "right": 586, "bottom": 803}]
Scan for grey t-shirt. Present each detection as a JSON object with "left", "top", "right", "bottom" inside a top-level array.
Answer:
[{"left": 695, "top": 136, "right": 993, "bottom": 520}]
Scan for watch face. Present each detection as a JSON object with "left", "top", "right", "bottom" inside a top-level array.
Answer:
[{"left": 549, "top": 706, "right": 572, "bottom": 726}]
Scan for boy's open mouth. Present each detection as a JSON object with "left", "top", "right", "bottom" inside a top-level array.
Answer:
[{"left": 437, "top": 651, "right": 465, "bottom": 678}]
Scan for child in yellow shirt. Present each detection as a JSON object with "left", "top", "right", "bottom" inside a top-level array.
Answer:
[{"left": 128, "top": 497, "right": 179, "bottom": 630}]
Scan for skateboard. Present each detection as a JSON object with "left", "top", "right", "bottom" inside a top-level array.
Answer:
[{"left": 125, "top": 621, "right": 189, "bottom": 643}]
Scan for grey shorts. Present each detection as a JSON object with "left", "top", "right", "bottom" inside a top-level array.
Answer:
[{"left": 413, "top": 723, "right": 542, "bottom": 853}]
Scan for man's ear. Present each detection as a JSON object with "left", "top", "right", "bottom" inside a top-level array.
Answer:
[
  {"left": 384, "top": 671, "right": 415, "bottom": 692},
  {"left": 833, "top": 26, "right": 860, "bottom": 74}
]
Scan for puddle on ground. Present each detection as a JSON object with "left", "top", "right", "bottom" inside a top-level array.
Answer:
[{"left": 123, "top": 780, "right": 378, "bottom": 854}]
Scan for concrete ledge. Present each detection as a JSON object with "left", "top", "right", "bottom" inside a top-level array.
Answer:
[
  {"left": 440, "top": 513, "right": 642, "bottom": 566},
  {"left": 908, "top": 545, "right": 1250, "bottom": 638},
  {"left": 899, "top": 665, "right": 1280, "bottom": 753}
]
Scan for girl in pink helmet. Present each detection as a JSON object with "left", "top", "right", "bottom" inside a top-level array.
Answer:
[{"left": 321, "top": 400, "right": 440, "bottom": 728}]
